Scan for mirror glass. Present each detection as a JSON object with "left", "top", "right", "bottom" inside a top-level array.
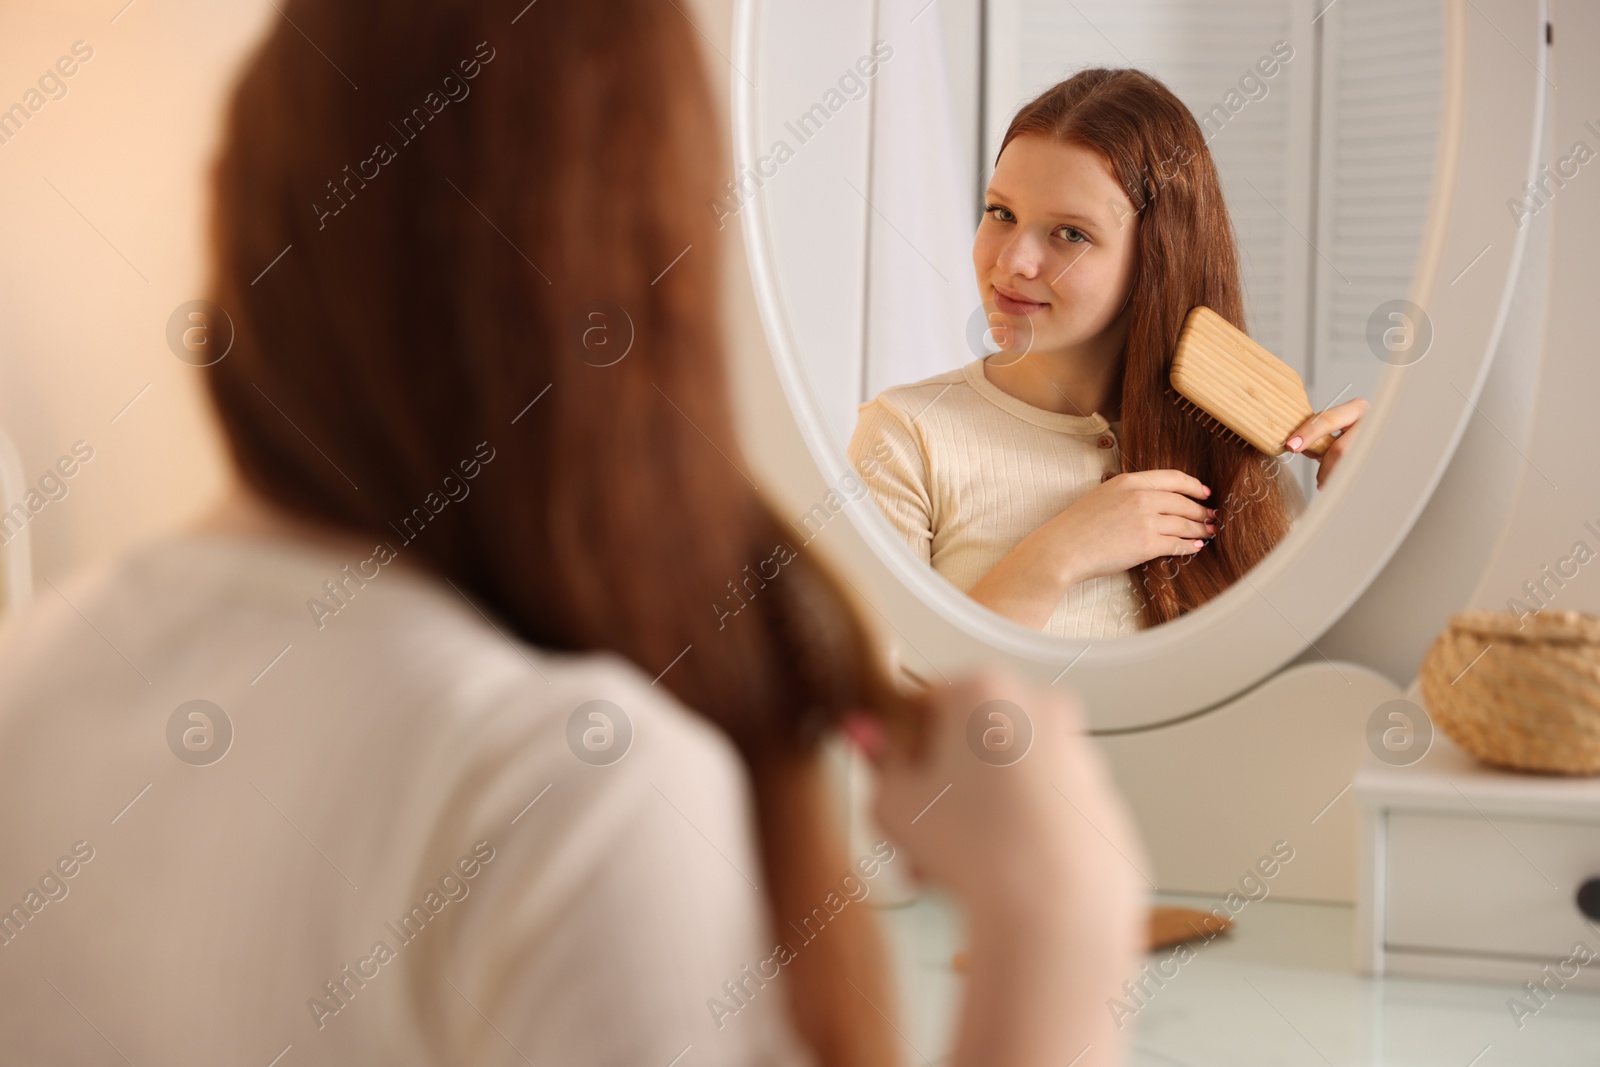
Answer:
[{"left": 749, "top": 0, "right": 1444, "bottom": 642}]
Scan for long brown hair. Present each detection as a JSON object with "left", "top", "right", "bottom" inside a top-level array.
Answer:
[
  {"left": 205, "top": 1, "right": 903, "bottom": 1062},
  {"left": 1001, "top": 68, "right": 1294, "bottom": 628}
]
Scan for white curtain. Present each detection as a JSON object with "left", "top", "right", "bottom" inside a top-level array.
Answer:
[{"left": 862, "top": 0, "right": 985, "bottom": 402}]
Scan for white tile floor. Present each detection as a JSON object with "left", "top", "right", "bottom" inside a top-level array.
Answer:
[{"left": 877, "top": 890, "right": 1600, "bottom": 1065}]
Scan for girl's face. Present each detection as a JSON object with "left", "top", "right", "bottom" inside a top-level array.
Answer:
[{"left": 973, "top": 135, "right": 1140, "bottom": 359}]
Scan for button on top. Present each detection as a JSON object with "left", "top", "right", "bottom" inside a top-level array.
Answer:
[
  {"left": 1096, "top": 433, "right": 1115, "bottom": 450},
  {"left": 1100, "top": 470, "right": 1116, "bottom": 483}
]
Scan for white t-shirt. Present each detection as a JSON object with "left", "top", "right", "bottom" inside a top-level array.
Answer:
[{"left": 0, "top": 532, "right": 815, "bottom": 1067}]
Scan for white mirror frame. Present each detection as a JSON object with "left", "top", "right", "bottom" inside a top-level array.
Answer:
[{"left": 732, "top": 0, "right": 1547, "bottom": 730}]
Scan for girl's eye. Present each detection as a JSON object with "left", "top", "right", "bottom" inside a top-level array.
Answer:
[
  {"left": 983, "top": 204, "right": 1015, "bottom": 223},
  {"left": 1058, "top": 226, "right": 1089, "bottom": 244}
]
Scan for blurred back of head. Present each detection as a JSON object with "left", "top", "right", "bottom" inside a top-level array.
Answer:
[{"left": 207, "top": 0, "right": 897, "bottom": 754}]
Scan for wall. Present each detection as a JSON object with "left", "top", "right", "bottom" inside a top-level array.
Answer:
[
  {"left": 1463, "top": 0, "right": 1600, "bottom": 632},
  {"left": 0, "top": 1, "right": 274, "bottom": 586},
  {"left": 1317, "top": 0, "right": 1600, "bottom": 687}
]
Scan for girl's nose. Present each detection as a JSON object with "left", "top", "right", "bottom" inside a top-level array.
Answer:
[{"left": 996, "top": 232, "right": 1042, "bottom": 278}]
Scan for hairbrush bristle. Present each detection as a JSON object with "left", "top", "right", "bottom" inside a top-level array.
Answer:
[{"left": 1166, "top": 387, "right": 1250, "bottom": 448}]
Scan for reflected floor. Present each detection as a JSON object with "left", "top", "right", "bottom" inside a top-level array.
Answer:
[{"left": 878, "top": 891, "right": 1600, "bottom": 1066}]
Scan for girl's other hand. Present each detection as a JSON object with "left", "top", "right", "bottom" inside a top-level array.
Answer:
[
  {"left": 862, "top": 670, "right": 1145, "bottom": 914},
  {"left": 967, "top": 468, "right": 1212, "bottom": 630},
  {"left": 1051, "top": 468, "right": 1215, "bottom": 582},
  {"left": 846, "top": 670, "right": 1147, "bottom": 1066},
  {"left": 1284, "top": 398, "right": 1368, "bottom": 490}
]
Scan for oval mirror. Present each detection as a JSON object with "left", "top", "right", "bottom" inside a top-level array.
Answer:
[{"left": 733, "top": 0, "right": 1546, "bottom": 728}]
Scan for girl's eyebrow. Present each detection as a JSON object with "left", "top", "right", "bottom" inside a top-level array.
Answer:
[
  {"left": 1048, "top": 212, "right": 1101, "bottom": 228},
  {"left": 982, "top": 188, "right": 1105, "bottom": 229}
]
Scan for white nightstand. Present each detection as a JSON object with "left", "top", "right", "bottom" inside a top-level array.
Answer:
[{"left": 1356, "top": 731, "right": 1600, "bottom": 991}]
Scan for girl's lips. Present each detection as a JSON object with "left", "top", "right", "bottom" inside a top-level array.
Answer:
[{"left": 993, "top": 287, "right": 1048, "bottom": 316}]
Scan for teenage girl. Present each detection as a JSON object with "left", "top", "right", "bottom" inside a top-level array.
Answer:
[
  {"left": 0, "top": 7, "right": 1146, "bottom": 1067},
  {"left": 851, "top": 68, "right": 1367, "bottom": 639}
]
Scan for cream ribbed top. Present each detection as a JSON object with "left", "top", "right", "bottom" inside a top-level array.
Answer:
[{"left": 849, "top": 358, "right": 1146, "bottom": 641}]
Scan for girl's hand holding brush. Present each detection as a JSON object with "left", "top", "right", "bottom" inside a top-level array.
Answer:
[{"left": 1283, "top": 398, "right": 1369, "bottom": 490}]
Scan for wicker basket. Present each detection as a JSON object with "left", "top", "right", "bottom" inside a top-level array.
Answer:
[{"left": 1419, "top": 609, "right": 1600, "bottom": 775}]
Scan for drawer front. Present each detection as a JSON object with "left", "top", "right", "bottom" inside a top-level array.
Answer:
[{"left": 1386, "top": 811, "right": 1600, "bottom": 959}]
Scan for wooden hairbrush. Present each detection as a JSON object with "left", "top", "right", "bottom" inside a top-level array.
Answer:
[
  {"left": 951, "top": 906, "right": 1232, "bottom": 972},
  {"left": 1169, "top": 306, "right": 1335, "bottom": 457}
]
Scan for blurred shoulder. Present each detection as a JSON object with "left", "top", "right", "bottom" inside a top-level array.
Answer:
[{"left": 441, "top": 640, "right": 752, "bottom": 836}]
